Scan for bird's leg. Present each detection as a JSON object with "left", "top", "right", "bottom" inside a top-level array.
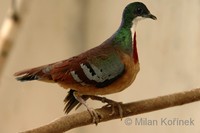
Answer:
[
  {"left": 89, "top": 95, "right": 123, "bottom": 119},
  {"left": 73, "top": 92, "right": 100, "bottom": 124}
]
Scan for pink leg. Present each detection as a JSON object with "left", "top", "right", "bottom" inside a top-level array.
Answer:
[{"left": 73, "top": 92, "right": 100, "bottom": 124}]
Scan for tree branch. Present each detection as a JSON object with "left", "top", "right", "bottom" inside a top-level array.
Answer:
[
  {"left": 22, "top": 88, "right": 200, "bottom": 133},
  {"left": 0, "top": 0, "right": 32, "bottom": 77}
]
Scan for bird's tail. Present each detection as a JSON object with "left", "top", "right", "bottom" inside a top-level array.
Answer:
[
  {"left": 64, "top": 90, "right": 89, "bottom": 114},
  {"left": 14, "top": 65, "right": 52, "bottom": 82},
  {"left": 14, "top": 67, "right": 43, "bottom": 81},
  {"left": 16, "top": 74, "right": 39, "bottom": 81}
]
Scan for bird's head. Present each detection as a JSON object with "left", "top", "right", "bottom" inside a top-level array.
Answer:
[{"left": 122, "top": 2, "right": 157, "bottom": 28}]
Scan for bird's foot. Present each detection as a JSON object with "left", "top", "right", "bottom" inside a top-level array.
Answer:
[
  {"left": 89, "top": 95, "right": 123, "bottom": 119},
  {"left": 73, "top": 92, "right": 100, "bottom": 124},
  {"left": 86, "top": 107, "right": 100, "bottom": 124},
  {"left": 104, "top": 101, "right": 123, "bottom": 119}
]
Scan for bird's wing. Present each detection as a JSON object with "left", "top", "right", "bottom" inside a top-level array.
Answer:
[
  {"left": 51, "top": 47, "right": 125, "bottom": 88},
  {"left": 14, "top": 45, "right": 125, "bottom": 88}
]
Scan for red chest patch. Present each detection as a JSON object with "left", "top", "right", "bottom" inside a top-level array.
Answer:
[{"left": 132, "top": 32, "right": 139, "bottom": 64}]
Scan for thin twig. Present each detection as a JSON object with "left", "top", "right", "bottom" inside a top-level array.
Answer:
[{"left": 21, "top": 88, "right": 200, "bottom": 133}]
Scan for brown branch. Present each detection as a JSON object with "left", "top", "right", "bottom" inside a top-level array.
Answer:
[
  {"left": 21, "top": 88, "right": 200, "bottom": 133},
  {"left": 0, "top": 0, "right": 32, "bottom": 76}
]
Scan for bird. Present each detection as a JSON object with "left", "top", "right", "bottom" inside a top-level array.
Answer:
[{"left": 14, "top": 2, "right": 156, "bottom": 124}]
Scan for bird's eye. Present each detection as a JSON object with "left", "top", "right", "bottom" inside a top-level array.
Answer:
[{"left": 136, "top": 8, "right": 143, "bottom": 15}]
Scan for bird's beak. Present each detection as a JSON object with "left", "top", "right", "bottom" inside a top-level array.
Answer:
[{"left": 144, "top": 13, "right": 157, "bottom": 20}]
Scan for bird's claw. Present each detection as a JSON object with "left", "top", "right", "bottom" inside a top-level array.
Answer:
[
  {"left": 87, "top": 107, "right": 101, "bottom": 124},
  {"left": 89, "top": 96, "right": 124, "bottom": 119},
  {"left": 73, "top": 92, "right": 101, "bottom": 124},
  {"left": 103, "top": 101, "right": 123, "bottom": 119}
]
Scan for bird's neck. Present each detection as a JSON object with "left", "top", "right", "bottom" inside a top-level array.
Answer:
[
  {"left": 113, "top": 19, "right": 139, "bottom": 63},
  {"left": 113, "top": 23, "right": 133, "bottom": 54}
]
